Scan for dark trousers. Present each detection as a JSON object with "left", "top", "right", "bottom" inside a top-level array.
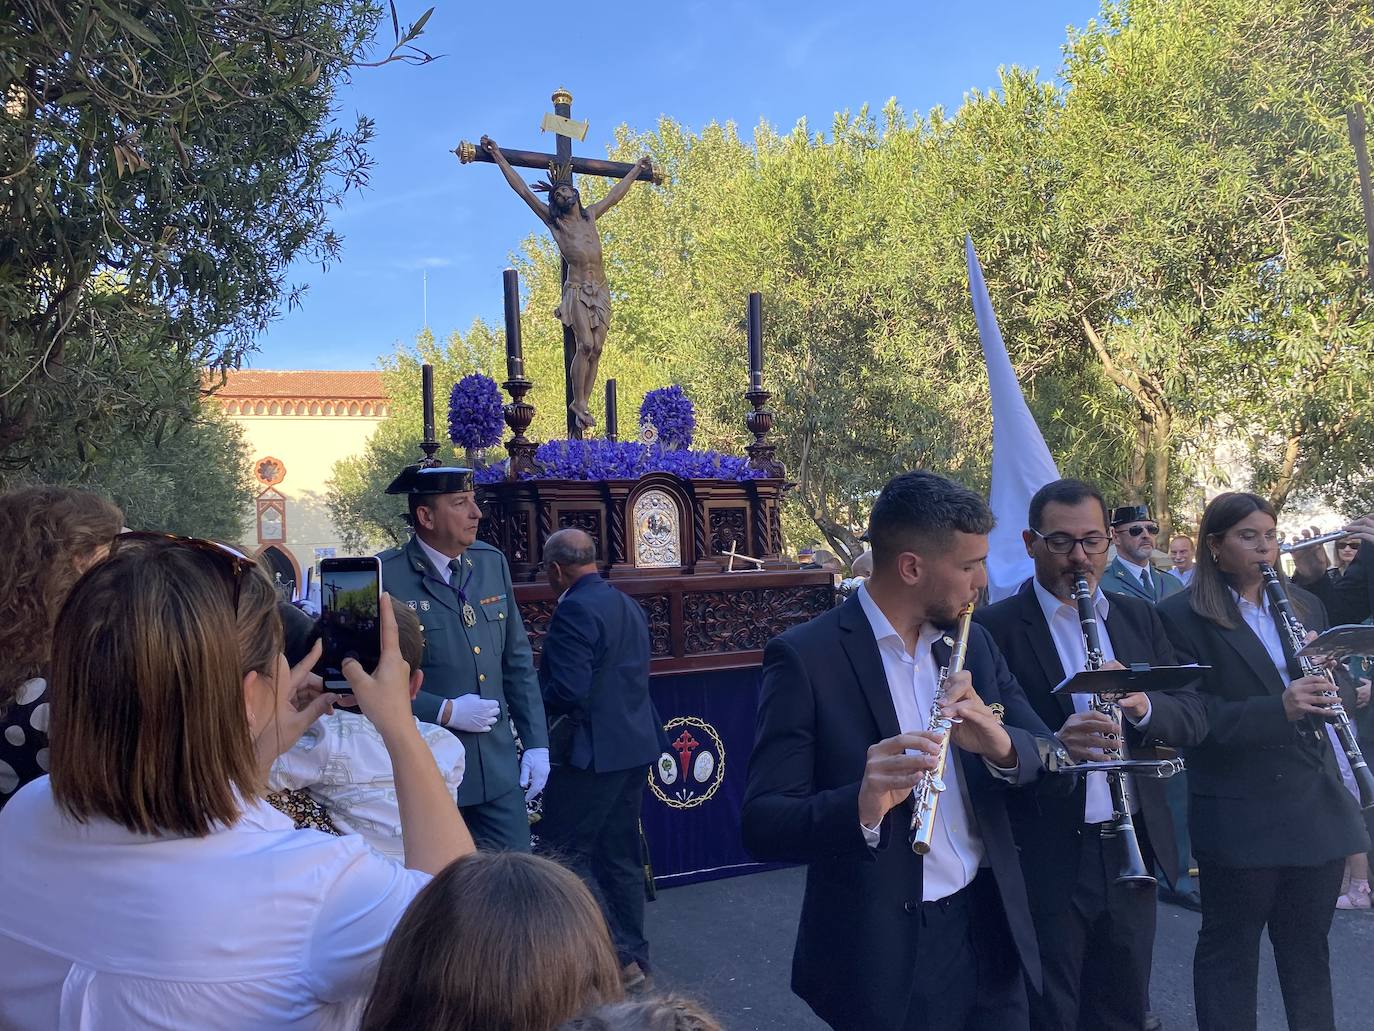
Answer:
[
  {"left": 898, "top": 869, "right": 1029, "bottom": 1031},
  {"left": 1031, "top": 826, "right": 1155, "bottom": 1031},
  {"left": 1160, "top": 771, "right": 1197, "bottom": 894},
  {"left": 460, "top": 784, "right": 531, "bottom": 853},
  {"left": 537, "top": 763, "right": 650, "bottom": 969},
  {"left": 1194, "top": 857, "right": 1345, "bottom": 1031}
]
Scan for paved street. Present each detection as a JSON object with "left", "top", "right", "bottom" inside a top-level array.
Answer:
[{"left": 646, "top": 866, "right": 1374, "bottom": 1031}]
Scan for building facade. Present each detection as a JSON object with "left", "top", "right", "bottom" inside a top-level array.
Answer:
[{"left": 214, "top": 370, "right": 389, "bottom": 597}]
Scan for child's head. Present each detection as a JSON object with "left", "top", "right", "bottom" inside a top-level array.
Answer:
[
  {"left": 360, "top": 852, "right": 623, "bottom": 1031},
  {"left": 389, "top": 596, "right": 425, "bottom": 699}
]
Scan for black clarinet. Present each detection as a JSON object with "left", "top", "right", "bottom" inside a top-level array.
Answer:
[
  {"left": 1073, "top": 577, "right": 1156, "bottom": 884},
  {"left": 1259, "top": 563, "right": 1374, "bottom": 809}
]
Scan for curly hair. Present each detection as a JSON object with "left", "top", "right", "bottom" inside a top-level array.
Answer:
[{"left": 0, "top": 486, "right": 123, "bottom": 713}]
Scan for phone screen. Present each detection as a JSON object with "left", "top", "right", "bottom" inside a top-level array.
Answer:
[{"left": 319, "top": 557, "right": 381, "bottom": 687}]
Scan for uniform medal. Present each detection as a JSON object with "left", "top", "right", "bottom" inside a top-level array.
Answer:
[{"left": 462, "top": 603, "right": 477, "bottom": 627}]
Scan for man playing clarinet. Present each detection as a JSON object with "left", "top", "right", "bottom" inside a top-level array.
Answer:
[{"left": 974, "top": 479, "right": 1206, "bottom": 1031}]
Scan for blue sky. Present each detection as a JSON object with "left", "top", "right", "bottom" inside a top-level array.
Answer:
[{"left": 253, "top": 0, "right": 1103, "bottom": 370}]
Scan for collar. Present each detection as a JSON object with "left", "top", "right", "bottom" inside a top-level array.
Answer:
[
  {"left": 415, "top": 534, "right": 466, "bottom": 579},
  {"left": 1230, "top": 586, "right": 1272, "bottom": 614},
  {"left": 857, "top": 582, "right": 943, "bottom": 657},
  {"left": 559, "top": 571, "right": 601, "bottom": 603},
  {"left": 1032, "top": 577, "right": 1110, "bottom": 627},
  {"left": 1116, "top": 555, "right": 1150, "bottom": 576}
]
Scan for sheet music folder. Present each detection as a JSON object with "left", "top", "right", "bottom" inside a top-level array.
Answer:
[
  {"left": 1051, "top": 664, "right": 1208, "bottom": 696},
  {"left": 1296, "top": 625, "right": 1374, "bottom": 662}
]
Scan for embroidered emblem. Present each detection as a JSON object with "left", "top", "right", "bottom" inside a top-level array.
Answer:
[
  {"left": 648, "top": 716, "right": 726, "bottom": 810},
  {"left": 406, "top": 600, "right": 418, "bottom": 611},
  {"left": 420, "top": 600, "right": 430, "bottom": 611}
]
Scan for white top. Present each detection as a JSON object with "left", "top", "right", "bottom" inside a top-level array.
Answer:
[
  {"left": 269, "top": 712, "right": 464, "bottom": 860},
  {"left": 1232, "top": 588, "right": 1289, "bottom": 677},
  {"left": 856, "top": 585, "right": 985, "bottom": 901},
  {"left": 1031, "top": 580, "right": 1151, "bottom": 823},
  {"left": 1117, "top": 555, "right": 1155, "bottom": 593},
  {"left": 0, "top": 778, "right": 429, "bottom": 1030}
]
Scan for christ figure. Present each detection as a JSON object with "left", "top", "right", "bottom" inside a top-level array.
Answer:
[{"left": 481, "top": 136, "right": 652, "bottom": 431}]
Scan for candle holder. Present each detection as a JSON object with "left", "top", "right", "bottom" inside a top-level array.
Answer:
[
  {"left": 503, "top": 375, "right": 539, "bottom": 478},
  {"left": 419, "top": 363, "right": 442, "bottom": 467},
  {"left": 744, "top": 385, "right": 784, "bottom": 477}
]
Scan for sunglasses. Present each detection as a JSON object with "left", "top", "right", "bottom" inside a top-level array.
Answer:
[
  {"left": 116, "top": 531, "right": 257, "bottom": 609},
  {"left": 1124, "top": 524, "right": 1161, "bottom": 537},
  {"left": 1338, "top": 541, "right": 1361, "bottom": 550}
]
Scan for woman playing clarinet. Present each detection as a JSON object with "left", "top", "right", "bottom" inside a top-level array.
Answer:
[{"left": 1157, "top": 492, "right": 1368, "bottom": 1031}]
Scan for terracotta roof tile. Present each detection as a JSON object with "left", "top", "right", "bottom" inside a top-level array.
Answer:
[{"left": 210, "top": 370, "right": 386, "bottom": 400}]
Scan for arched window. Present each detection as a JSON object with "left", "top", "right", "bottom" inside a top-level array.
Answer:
[
  {"left": 348, "top": 402, "right": 360, "bottom": 416},
  {"left": 255, "top": 402, "right": 266, "bottom": 415}
]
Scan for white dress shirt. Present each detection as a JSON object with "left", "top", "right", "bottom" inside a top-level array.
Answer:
[
  {"left": 0, "top": 777, "right": 429, "bottom": 1030},
  {"left": 415, "top": 535, "right": 465, "bottom": 584},
  {"left": 1171, "top": 567, "right": 1195, "bottom": 587},
  {"left": 270, "top": 712, "right": 465, "bottom": 860},
  {"left": 856, "top": 585, "right": 986, "bottom": 901},
  {"left": 1032, "top": 580, "right": 1151, "bottom": 824},
  {"left": 1117, "top": 555, "right": 1155, "bottom": 594}
]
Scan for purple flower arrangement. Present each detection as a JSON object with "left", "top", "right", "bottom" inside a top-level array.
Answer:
[
  {"left": 639, "top": 385, "right": 695, "bottom": 450},
  {"left": 447, "top": 374, "right": 506, "bottom": 452},
  {"left": 521, "top": 439, "right": 765, "bottom": 483}
]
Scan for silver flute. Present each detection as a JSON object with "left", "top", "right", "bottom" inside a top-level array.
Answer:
[{"left": 1279, "top": 530, "right": 1353, "bottom": 554}]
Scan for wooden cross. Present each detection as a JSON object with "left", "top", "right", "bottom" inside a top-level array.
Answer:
[
  {"left": 455, "top": 89, "right": 662, "bottom": 438},
  {"left": 718, "top": 540, "right": 765, "bottom": 572}
]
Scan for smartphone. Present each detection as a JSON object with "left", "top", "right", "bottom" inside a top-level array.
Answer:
[{"left": 318, "top": 556, "right": 382, "bottom": 690}]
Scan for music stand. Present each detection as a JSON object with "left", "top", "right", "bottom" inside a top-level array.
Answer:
[
  {"left": 1051, "top": 664, "right": 1208, "bottom": 697},
  {"left": 1297, "top": 625, "right": 1374, "bottom": 662}
]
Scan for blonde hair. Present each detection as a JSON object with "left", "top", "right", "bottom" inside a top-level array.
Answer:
[{"left": 49, "top": 543, "right": 280, "bottom": 836}]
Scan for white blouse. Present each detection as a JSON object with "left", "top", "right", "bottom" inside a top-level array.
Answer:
[{"left": 0, "top": 777, "right": 429, "bottom": 1030}]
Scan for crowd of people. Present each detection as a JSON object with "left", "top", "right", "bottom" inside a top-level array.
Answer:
[
  {"left": 0, "top": 484, "right": 717, "bottom": 1031},
  {"left": 3, "top": 468, "right": 1372, "bottom": 1031}
]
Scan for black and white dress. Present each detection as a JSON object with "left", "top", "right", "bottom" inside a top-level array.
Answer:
[{"left": 0, "top": 678, "right": 50, "bottom": 812}]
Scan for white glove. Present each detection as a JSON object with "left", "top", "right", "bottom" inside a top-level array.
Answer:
[
  {"left": 520, "top": 747, "right": 550, "bottom": 801},
  {"left": 443, "top": 694, "right": 500, "bottom": 733}
]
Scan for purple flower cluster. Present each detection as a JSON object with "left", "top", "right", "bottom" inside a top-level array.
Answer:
[
  {"left": 447, "top": 374, "right": 506, "bottom": 451},
  {"left": 639, "top": 385, "right": 696, "bottom": 450},
  {"left": 474, "top": 461, "right": 509, "bottom": 484},
  {"left": 520, "top": 439, "right": 766, "bottom": 482}
]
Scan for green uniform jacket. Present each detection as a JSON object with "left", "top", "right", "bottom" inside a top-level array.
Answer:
[
  {"left": 378, "top": 536, "right": 548, "bottom": 806},
  {"left": 1102, "top": 555, "right": 1183, "bottom": 604}
]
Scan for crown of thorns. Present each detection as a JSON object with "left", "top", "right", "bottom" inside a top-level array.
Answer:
[{"left": 532, "top": 159, "right": 575, "bottom": 194}]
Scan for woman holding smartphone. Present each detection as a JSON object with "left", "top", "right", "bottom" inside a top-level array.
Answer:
[
  {"left": 0, "top": 534, "right": 473, "bottom": 1029},
  {"left": 1158, "top": 493, "right": 1367, "bottom": 1031}
]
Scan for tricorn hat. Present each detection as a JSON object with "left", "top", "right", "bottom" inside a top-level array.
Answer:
[
  {"left": 384, "top": 464, "right": 475, "bottom": 496},
  {"left": 1110, "top": 504, "right": 1153, "bottom": 527}
]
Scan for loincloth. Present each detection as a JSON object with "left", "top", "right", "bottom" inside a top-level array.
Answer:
[{"left": 555, "top": 280, "right": 610, "bottom": 332}]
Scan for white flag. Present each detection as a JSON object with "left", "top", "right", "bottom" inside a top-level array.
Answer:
[{"left": 966, "top": 235, "right": 1060, "bottom": 601}]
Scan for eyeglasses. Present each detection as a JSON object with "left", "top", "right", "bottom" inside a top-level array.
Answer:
[
  {"left": 1124, "top": 524, "right": 1161, "bottom": 538},
  {"left": 1030, "top": 529, "right": 1111, "bottom": 555},
  {"left": 115, "top": 531, "right": 256, "bottom": 610},
  {"left": 1338, "top": 541, "right": 1361, "bottom": 551}
]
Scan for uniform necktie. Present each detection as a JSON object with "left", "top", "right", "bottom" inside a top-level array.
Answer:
[
  {"left": 448, "top": 557, "right": 477, "bottom": 627},
  {"left": 1141, "top": 566, "right": 1153, "bottom": 598}
]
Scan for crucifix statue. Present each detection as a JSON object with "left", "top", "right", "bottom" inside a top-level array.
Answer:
[{"left": 456, "top": 89, "right": 660, "bottom": 437}]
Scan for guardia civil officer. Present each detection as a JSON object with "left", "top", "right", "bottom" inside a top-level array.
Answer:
[{"left": 379, "top": 464, "right": 549, "bottom": 851}]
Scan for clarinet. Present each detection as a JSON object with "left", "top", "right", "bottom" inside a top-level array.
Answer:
[
  {"left": 1259, "top": 564, "right": 1374, "bottom": 809},
  {"left": 1073, "top": 577, "right": 1156, "bottom": 885},
  {"left": 909, "top": 603, "right": 975, "bottom": 854}
]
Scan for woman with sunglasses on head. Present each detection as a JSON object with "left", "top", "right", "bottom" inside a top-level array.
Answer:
[
  {"left": 1157, "top": 493, "right": 1368, "bottom": 1031},
  {"left": 0, "top": 535, "right": 473, "bottom": 1030},
  {"left": 0, "top": 486, "right": 123, "bottom": 813}
]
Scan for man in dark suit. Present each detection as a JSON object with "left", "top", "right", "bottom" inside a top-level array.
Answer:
[
  {"left": 1103, "top": 505, "right": 1182, "bottom": 604},
  {"left": 534, "top": 528, "right": 664, "bottom": 989},
  {"left": 974, "top": 479, "right": 1207, "bottom": 1031},
  {"left": 742, "top": 471, "right": 1060, "bottom": 1031}
]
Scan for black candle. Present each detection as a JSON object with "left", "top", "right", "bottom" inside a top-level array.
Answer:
[
  {"left": 502, "top": 268, "right": 524, "bottom": 378},
  {"left": 747, "top": 291, "right": 763, "bottom": 389},
  {"left": 605, "top": 379, "right": 618, "bottom": 440},
  {"left": 421, "top": 363, "right": 435, "bottom": 442}
]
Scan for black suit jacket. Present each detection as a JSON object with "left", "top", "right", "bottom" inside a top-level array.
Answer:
[
  {"left": 1297, "top": 539, "right": 1374, "bottom": 627},
  {"left": 538, "top": 573, "right": 663, "bottom": 773},
  {"left": 1157, "top": 587, "right": 1368, "bottom": 868},
  {"left": 973, "top": 582, "right": 1207, "bottom": 910},
  {"left": 740, "top": 595, "right": 1057, "bottom": 1030}
]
